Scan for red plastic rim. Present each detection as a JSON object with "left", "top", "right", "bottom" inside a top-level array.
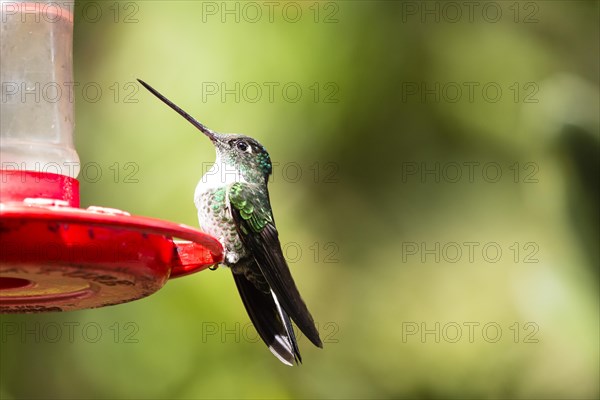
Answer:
[
  {"left": 0, "top": 204, "right": 223, "bottom": 313},
  {"left": 0, "top": 169, "right": 223, "bottom": 313}
]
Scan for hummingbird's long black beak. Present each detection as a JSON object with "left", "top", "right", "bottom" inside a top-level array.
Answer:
[{"left": 137, "top": 79, "right": 218, "bottom": 141}]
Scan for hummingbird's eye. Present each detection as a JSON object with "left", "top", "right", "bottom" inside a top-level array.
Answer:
[{"left": 236, "top": 141, "right": 249, "bottom": 152}]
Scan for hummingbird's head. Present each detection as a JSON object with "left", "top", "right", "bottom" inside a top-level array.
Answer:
[
  {"left": 207, "top": 132, "right": 273, "bottom": 184},
  {"left": 137, "top": 79, "right": 273, "bottom": 184}
]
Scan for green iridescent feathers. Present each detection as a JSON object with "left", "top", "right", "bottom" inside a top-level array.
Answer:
[
  {"left": 229, "top": 182, "right": 273, "bottom": 234},
  {"left": 256, "top": 152, "right": 272, "bottom": 176}
]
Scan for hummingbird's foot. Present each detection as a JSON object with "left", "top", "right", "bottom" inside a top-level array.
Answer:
[{"left": 208, "top": 264, "right": 219, "bottom": 271}]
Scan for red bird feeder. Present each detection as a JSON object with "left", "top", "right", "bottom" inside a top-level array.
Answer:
[{"left": 0, "top": 2, "right": 223, "bottom": 313}]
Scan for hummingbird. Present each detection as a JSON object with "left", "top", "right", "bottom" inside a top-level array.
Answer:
[{"left": 138, "top": 79, "right": 322, "bottom": 365}]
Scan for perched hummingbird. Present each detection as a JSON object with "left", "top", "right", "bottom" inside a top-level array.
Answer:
[{"left": 138, "top": 79, "right": 322, "bottom": 365}]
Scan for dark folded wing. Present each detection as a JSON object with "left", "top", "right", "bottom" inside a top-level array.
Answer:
[
  {"left": 232, "top": 271, "right": 301, "bottom": 365},
  {"left": 228, "top": 183, "right": 323, "bottom": 348}
]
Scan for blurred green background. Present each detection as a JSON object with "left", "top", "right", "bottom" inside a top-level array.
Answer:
[{"left": 1, "top": 1, "right": 599, "bottom": 399}]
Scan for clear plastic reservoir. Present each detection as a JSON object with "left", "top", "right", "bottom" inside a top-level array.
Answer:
[{"left": 1, "top": 1, "right": 79, "bottom": 177}]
